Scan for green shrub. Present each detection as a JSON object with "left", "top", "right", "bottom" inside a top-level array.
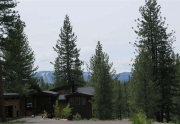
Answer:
[
  {"left": 73, "top": 113, "right": 82, "bottom": 120},
  {"left": 177, "top": 121, "right": 180, "bottom": 124},
  {"left": 169, "top": 121, "right": 180, "bottom": 124},
  {"left": 61, "top": 103, "right": 72, "bottom": 119},
  {"left": 53, "top": 100, "right": 61, "bottom": 119},
  {"left": 171, "top": 115, "right": 180, "bottom": 124},
  {"left": 130, "top": 110, "right": 151, "bottom": 124},
  {"left": 169, "top": 122, "right": 175, "bottom": 124}
]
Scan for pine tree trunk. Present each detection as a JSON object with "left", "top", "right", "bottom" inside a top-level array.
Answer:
[
  {"left": 166, "top": 111, "right": 170, "bottom": 123},
  {"left": 0, "top": 63, "right": 6, "bottom": 122},
  {"left": 160, "top": 104, "right": 164, "bottom": 122},
  {"left": 119, "top": 106, "right": 122, "bottom": 120},
  {"left": 160, "top": 87, "right": 165, "bottom": 123}
]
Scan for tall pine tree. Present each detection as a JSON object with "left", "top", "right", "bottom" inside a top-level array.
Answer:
[
  {"left": 171, "top": 53, "right": 180, "bottom": 121},
  {"left": 53, "top": 15, "right": 84, "bottom": 87},
  {"left": 53, "top": 57, "right": 62, "bottom": 86},
  {"left": 132, "top": 0, "right": 177, "bottom": 122},
  {"left": 112, "top": 78, "right": 122, "bottom": 119},
  {"left": 0, "top": 0, "right": 18, "bottom": 122},
  {"left": 121, "top": 81, "right": 130, "bottom": 118},
  {"left": 3, "top": 17, "right": 38, "bottom": 94},
  {"left": 88, "top": 41, "right": 115, "bottom": 120},
  {"left": 129, "top": 48, "right": 159, "bottom": 118}
]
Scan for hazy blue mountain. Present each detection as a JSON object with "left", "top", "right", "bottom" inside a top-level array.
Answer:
[
  {"left": 35, "top": 71, "right": 54, "bottom": 83},
  {"left": 118, "top": 72, "right": 132, "bottom": 82},
  {"left": 35, "top": 71, "right": 131, "bottom": 84}
]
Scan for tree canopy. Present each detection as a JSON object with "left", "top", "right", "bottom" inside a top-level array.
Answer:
[{"left": 53, "top": 15, "right": 84, "bottom": 87}]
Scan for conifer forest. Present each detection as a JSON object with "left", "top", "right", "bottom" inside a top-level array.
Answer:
[{"left": 0, "top": 0, "right": 180, "bottom": 123}]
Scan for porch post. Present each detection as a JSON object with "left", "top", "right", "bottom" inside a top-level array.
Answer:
[
  {"left": 32, "top": 96, "right": 36, "bottom": 116},
  {"left": 24, "top": 97, "right": 27, "bottom": 117}
]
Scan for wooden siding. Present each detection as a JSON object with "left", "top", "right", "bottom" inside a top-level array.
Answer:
[
  {"left": 35, "top": 96, "right": 56, "bottom": 115},
  {"left": 87, "top": 97, "right": 92, "bottom": 119},
  {"left": 5, "top": 98, "right": 24, "bottom": 117},
  {"left": 68, "top": 96, "right": 92, "bottom": 119}
]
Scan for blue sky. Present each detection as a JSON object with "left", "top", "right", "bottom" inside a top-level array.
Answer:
[{"left": 16, "top": 0, "right": 180, "bottom": 73}]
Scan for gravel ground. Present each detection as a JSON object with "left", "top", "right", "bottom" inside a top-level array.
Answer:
[
  {"left": 11, "top": 116, "right": 132, "bottom": 124},
  {"left": 9, "top": 116, "right": 168, "bottom": 124}
]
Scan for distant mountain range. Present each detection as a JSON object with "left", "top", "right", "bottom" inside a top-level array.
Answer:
[{"left": 35, "top": 71, "right": 132, "bottom": 84}]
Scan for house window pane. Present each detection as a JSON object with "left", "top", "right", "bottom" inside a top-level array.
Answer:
[
  {"left": 81, "top": 97, "right": 86, "bottom": 105},
  {"left": 69, "top": 98, "right": 74, "bottom": 105},
  {"left": 19, "top": 102, "right": 21, "bottom": 108},
  {"left": 75, "top": 97, "right": 80, "bottom": 105}
]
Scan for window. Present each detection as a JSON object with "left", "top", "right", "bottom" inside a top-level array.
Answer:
[
  {"left": 69, "top": 98, "right": 74, "bottom": 105},
  {"left": 81, "top": 97, "right": 86, "bottom": 105},
  {"left": 75, "top": 97, "right": 80, "bottom": 105},
  {"left": 19, "top": 102, "right": 21, "bottom": 108}
]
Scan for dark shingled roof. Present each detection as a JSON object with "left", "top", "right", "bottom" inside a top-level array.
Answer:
[
  {"left": 4, "top": 93, "right": 19, "bottom": 96},
  {"left": 29, "top": 90, "right": 59, "bottom": 96},
  {"left": 65, "top": 87, "right": 94, "bottom": 97},
  {"left": 76, "top": 87, "right": 94, "bottom": 95},
  {"left": 29, "top": 86, "right": 94, "bottom": 98},
  {"left": 65, "top": 92, "right": 93, "bottom": 97},
  {"left": 42, "top": 91, "right": 59, "bottom": 95},
  {"left": 4, "top": 93, "right": 20, "bottom": 99},
  {"left": 50, "top": 84, "right": 78, "bottom": 92}
]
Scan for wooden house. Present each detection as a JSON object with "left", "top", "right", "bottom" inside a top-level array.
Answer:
[
  {"left": 3, "top": 85, "right": 41, "bottom": 118},
  {"left": 29, "top": 83, "right": 94, "bottom": 119},
  {"left": 4, "top": 93, "right": 24, "bottom": 118},
  {"left": 4, "top": 82, "right": 94, "bottom": 119}
]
